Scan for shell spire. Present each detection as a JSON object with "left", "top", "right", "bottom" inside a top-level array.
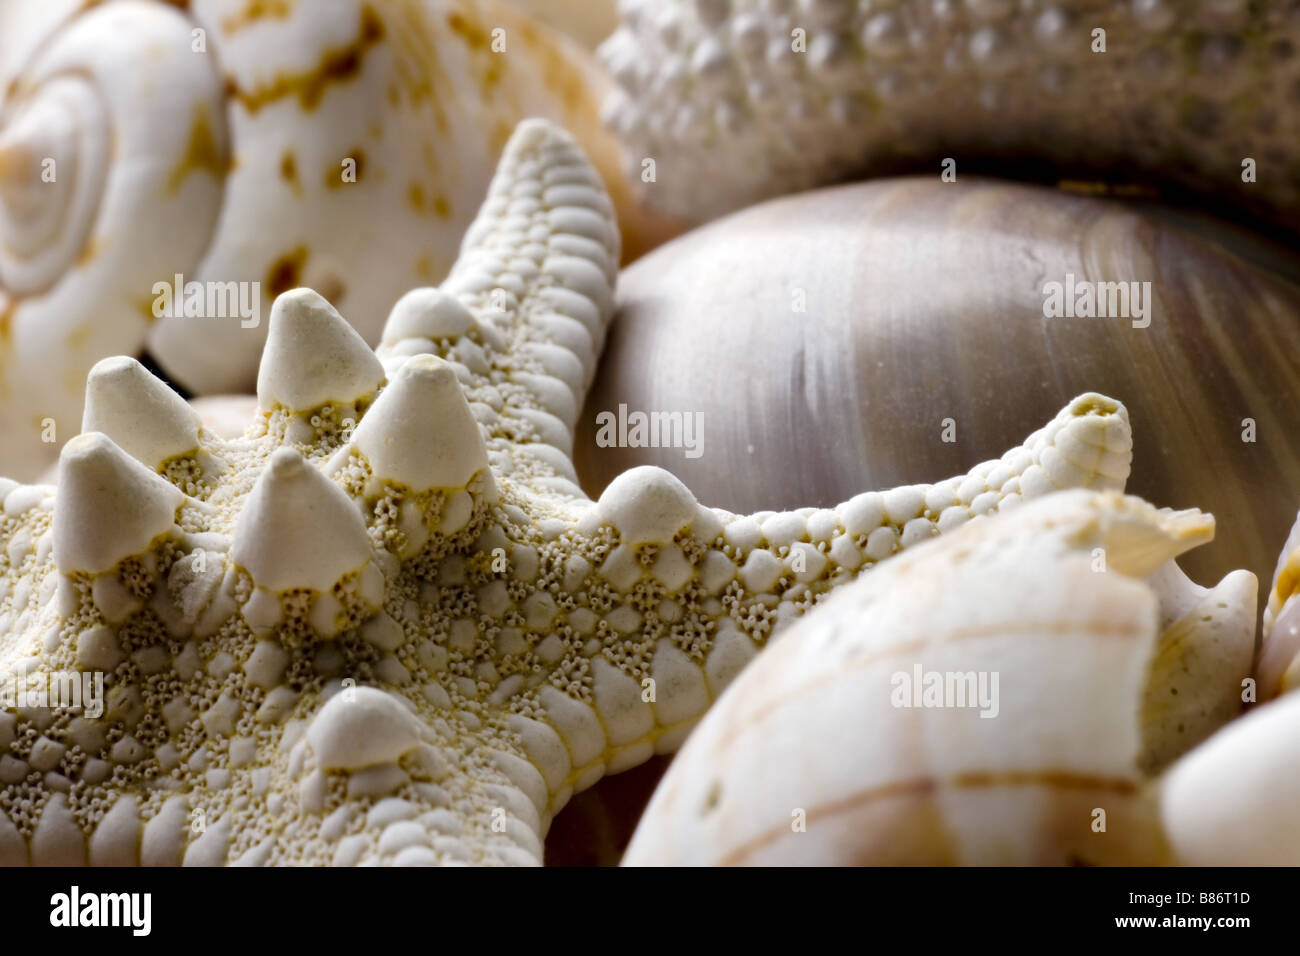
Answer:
[
  {"left": 0, "top": 131, "right": 38, "bottom": 212},
  {"left": 347, "top": 354, "right": 488, "bottom": 492},
  {"left": 82, "top": 356, "right": 202, "bottom": 469},
  {"left": 53, "top": 432, "right": 185, "bottom": 575},
  {"left": 256, "top": 289, "right": 384, "bottom": 414},
  {"left": 231, "top": 448, "right": 372, "bottom": 593}
]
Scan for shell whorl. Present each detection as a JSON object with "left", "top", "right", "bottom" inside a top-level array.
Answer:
[
  {"left": 0, "top": 0, "right": 663, "bottom": 482},
  {"left": 600, "top": 0, "right": 1300, "bottom": 226},
  {"left": 0, "top": 0, "right": 228, "bottom": 480}
]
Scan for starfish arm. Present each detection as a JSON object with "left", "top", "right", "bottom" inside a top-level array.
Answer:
[
  {"left": 492, "top": 393, "right": 1134, "bottom": 802},
  {"left": 0, "top": 119, "right": 1134, "bottom": 867},
  {"left": 374, "top": 120, "right": 619, "bottom": 497}
]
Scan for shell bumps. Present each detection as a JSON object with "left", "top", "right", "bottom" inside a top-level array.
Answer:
[
  {"left": 601, "top": 0, "right": 1300, "bottom": 227},
  {"left": 0, "top": 119, "right": 1137, "bottom": 866}
]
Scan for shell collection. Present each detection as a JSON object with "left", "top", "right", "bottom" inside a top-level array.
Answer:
[
  {"left": 0, "top": 0, "right": 678, "bottom": 481},
  {"left": 0, "top": 120, "right": 1135, "bottom": 865},
  {"left": 0, "top": 0, "right": 1298, "bottom": 870}
]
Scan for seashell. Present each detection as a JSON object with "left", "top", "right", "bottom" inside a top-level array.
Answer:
[
  {"left": 504, "top": 0, "right": 619, "bottom": 49},
  {"left": 622, "top": 490, "right": 1256, "bottom": 866},
  {"left": 577, "top": 178, "right": 1300, "bottom": 598},
  {"left": 1160, "top": 688, "right": 1300, "bottom": 865},
  {"left": 599, "top": 0, "right": 1300, "bottom": 229},
  {"left": 189, "top": 394, "right": 260, "bottom": 441},
  {"left": 0, "top": 0, "right": 679, "bottom": 481},
  {"left": 0, "top": 118, "right": 1135, "bottom": 866},
  {"left": 1257, "top": 509, "right": 1300, "bottom": 698}
]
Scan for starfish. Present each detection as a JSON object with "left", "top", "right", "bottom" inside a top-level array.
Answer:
[{"left": 0, "top": 119, "right": 1134, "bottom": 866}]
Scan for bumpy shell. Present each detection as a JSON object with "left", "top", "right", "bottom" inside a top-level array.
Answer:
[
  {"left": 0, "top": 0, "right": 678, "bottom": 480},
  {"left": 576, "top": 178, "right": 1300, "bottom": 598},
  {"left": 622, "top": 490, "right": 1256, "bottom": 866},
  {"left": 600, "top": 0, "right": 1300, "bottom": 228},
  {"left": 0, "top": 118, "right": 1138, "bottom": 866}
]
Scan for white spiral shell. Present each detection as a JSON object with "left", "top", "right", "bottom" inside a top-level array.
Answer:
[
  {"left": 0, "top": 0, "right": 667, "bottom": 481},
  {"left": 1, "top": 0, "right": 226, "bottom": 478}
]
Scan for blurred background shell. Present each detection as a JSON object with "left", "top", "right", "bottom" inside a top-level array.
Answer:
[
  {"left": 575, "top": 178, "right": 1300, "bottom": 597},
  {"left": 505, "top": 0, "right": 618, "bottom": 49},
  {"left": 600, "top": 0, "right": 1300, "bottom": 233},
  {"left": 0, "top": 0, "right": 678, "bottom": 481}
]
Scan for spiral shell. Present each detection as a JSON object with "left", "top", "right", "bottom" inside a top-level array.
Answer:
[
  {"left": 0, "top": 0, "right": 227, "bottom": 479},
  {"left": 0, "top": 0, "right": 675, "bottom": 481},
  {"left": 623, "top": 490, "right": 1255, "bottom": 866}
]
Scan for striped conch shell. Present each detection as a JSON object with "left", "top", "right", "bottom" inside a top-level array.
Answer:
[
  {"left": 0, "top": 0, "right": 675, "bottom": 481},
  {"left": 623, "top": 490, "right": 1256, "bottom": 866},
  {"left": 599, "top": 0, "right": 1300, "bottom": 228}
]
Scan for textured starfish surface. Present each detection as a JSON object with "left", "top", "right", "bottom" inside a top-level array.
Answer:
[{"left": 0, "top": 120, "right": 1134, "bottom": 866}]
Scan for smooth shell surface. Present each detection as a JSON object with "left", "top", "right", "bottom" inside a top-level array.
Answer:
[
  {"left": 505, "top": 0, "right": 618, "bottom": 48},
  {"left": 0, "top": 0, "right": 679, "bottom": 480},
  {"left": 576, "top": 178, "right": 1300, "bottom": 595},
  {"left": 1161, "top": 690, "right": 1300, "bottom": 865},
  {"left": 623, "top": 490, "right": 1253, "bottom": 866}
]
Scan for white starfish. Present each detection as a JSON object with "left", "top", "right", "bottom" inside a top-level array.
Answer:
[{"left": 0, "top": 119, "right": 1133, "bottom": 866}]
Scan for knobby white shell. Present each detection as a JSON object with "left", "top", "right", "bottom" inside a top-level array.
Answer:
[
  {"left": 0, "top": 118, "right": 1139, "bottom": 867},
  {"left": 622, "top": 490, "right": 1255, "bottom": 866},
  {"left": 600, "top": 0, "right": 1300, "bottom": 229},
  {"left": 0, "top": 0, "right": 676, "bottom": 480}
]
